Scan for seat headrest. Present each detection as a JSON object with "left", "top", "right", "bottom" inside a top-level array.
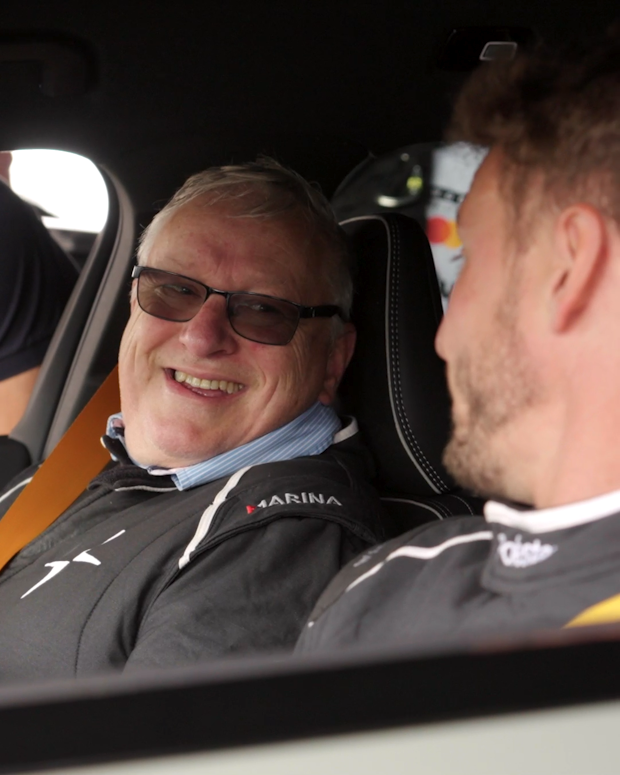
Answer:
[{"left": 339, "top": 213, "right": 455, "bottom": 497}]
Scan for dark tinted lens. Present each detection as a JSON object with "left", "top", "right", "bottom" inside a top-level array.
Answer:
[
  {"left": 137, "top": 269, "right": 206, "bottom": 321},
  {"left": 228, "top": 293, "right": 300, "bottom": 345}
]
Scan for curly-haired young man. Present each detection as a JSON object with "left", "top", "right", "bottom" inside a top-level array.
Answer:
[{"left": 298, "top": 27, "right": 620, "bottom": 654}]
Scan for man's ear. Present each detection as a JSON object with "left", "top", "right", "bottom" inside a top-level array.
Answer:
[
  {"left": 318, "top": 323, "right": 356, "bottom": 406},
  {"left": 550, "top": 204, "right": 608, "bottom": 333}
]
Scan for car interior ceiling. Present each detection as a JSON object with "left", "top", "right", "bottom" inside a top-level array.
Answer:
[{"left": 1, "top": 0, "right": 620, "bottom": 768}]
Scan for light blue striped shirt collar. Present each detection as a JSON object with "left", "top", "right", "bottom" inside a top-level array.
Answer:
[{"left": 105, "top": 402, "right": 344, "bottom": 491}]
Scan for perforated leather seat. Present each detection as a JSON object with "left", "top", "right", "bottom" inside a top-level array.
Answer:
[{"left": 339, "top": 213, "right": 484, "bottom": 535}]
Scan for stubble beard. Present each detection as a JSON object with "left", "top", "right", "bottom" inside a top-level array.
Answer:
[{"left": 442, "top": 303, "right": 542, "bottom": 502}]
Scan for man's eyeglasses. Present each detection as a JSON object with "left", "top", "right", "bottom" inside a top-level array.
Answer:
[{"left": 131, "top": 266, "right": 343, "bottom": 346}]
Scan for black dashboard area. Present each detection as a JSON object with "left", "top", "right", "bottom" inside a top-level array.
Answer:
[{"left": 0, "top": 627, "right": 618, "bottom": 772}]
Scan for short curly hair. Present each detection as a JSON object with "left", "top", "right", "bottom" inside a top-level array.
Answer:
[{"left": 448, "top": 26, "right": 620, "bottom": 240}]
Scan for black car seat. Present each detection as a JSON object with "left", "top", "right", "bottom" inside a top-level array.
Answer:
[{"left": 339, "top": 213, "right": 484, "bottom": 536}]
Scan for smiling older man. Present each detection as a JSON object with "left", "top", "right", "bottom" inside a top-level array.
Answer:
[{"left": 0, "top": 158, "right": 384, "bottom": 682}]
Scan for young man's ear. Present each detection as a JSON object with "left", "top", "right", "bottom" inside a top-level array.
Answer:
[
  {"left": 318, "top": 323, "right": 356, "bottom": 405},
  {"left": 550, "top": 204, "right": 608, "bottom": 333}
]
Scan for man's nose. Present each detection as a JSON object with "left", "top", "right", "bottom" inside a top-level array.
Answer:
[
  {"left": 434, "top": 314, "right": 448, "bottom": 361},
  {"left": 178, "top": 294, "right": 238, "bottom": 356}
]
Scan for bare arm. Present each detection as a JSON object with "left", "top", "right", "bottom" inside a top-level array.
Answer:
[{"left": 0, "top": 367, "right": 40, "bottom": 434}]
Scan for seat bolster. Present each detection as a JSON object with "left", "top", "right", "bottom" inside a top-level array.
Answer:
[
  {"left": 382, "top": 491, "right": 487, "bottom": 534},
  {"left": 340, "top": 213, "right": 453, "bottom": 496}
]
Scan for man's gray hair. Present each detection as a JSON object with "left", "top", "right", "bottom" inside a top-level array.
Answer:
[{"left": 138, "top": 157, "right": 353, "bottom": 317}]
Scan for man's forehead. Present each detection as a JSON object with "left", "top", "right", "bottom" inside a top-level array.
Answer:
[
  {"left": 163, "top": 199, "right": 244, "bottom": 235},
  {"left": 161, "top": 198, "right": 312, "bottom": 245},
  {"left": 457, "top": 149, "right": 503, "bottom": 230},
  {"left": 148, "top": 200, "right": 323, "bottom": 292}
]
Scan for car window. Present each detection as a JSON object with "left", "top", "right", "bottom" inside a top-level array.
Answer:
[
  {"left": 0, "top": 149, "right": 109, "bottom": 458},
  {"left": 9, "top": 148, "right": 108, "bottom": 267},
  {"left": 0, "top": 148, "right": 109, "bottom": 439}
]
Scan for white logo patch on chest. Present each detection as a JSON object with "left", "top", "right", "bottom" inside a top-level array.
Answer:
[
  {"left": 497, "top": 532, "right": 557, "bottom": 569},
  {"left": 255, "top": 492, "right": 343, "bottom": 508},
  {"left": 20, "top": 529, "right": 126, "bottom": 600}
]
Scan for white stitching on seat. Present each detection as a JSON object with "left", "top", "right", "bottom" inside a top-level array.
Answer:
[
  {"left": 450, "top": 494, "right": 476, "bottom": 515},
  {"left": 381, "top": 496, "right": 444, "bottom": 521},
  {"left": 386, "top": 218, "right": 449, "bottom": 492},
  {"left": 430, "top": 498, "right": 452, "bottom": 518},
  {"left": 341, "top": 215, "right": 450, "bottom": 494}
]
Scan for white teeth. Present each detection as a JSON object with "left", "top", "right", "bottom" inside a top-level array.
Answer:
[{"left": 173, "top": 370, "right": 242, "bottom": 395}]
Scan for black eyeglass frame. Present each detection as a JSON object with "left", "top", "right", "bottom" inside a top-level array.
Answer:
[{"left": 131, "top": 265, "right": 344, "bottom": 346}]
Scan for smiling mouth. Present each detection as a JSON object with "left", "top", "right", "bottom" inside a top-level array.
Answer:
[{"left": 172, "top": 370, "right": 244, "bottom": 395}]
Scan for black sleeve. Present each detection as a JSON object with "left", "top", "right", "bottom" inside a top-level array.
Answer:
[
  {"left": 0, "top": 183, "right": 78, "bottom": 380},
  {"left": 0, "top": 462, "right": 39, "bottom": 517},
  {"left": 125, "top": 516, "right": 371, "bottom": 671}
]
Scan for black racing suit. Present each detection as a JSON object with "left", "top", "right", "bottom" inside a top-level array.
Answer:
[
  {"left": 297, "top": 496, "right": 620, "bottom": 654},
  {"left": 0, "top": 430, "right": 383, "bottom": 683}
]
